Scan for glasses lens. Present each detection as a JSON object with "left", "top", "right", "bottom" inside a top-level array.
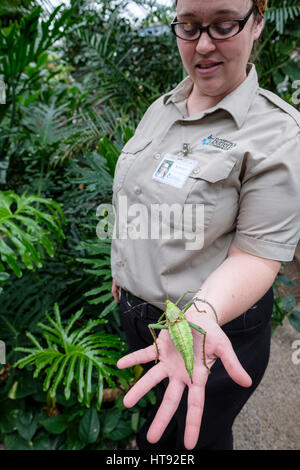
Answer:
[
  {"left": 210, "top": 20, "right": 240, "bottom": 39},
  {"left": 174, "top": 23, "right": 200, "bottom": 40}
]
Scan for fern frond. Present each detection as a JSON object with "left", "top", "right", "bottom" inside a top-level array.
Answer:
[
  {"left": 13, "top": 303, "right": 127, "bottom": 409},
  {"left": 265, "top": 1, "right": 300, "bottom": 33},
  {"left": 0, "top": 191, "right": 65, "bottom": 278}
]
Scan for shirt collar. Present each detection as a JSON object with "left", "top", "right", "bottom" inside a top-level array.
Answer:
[{"left": 163, "top": 63, "right": 259, "bottom": 129}]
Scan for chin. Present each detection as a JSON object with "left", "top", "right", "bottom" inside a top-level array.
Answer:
[{"left": 195, "top": 78, "right": 225, "bottom": 96}]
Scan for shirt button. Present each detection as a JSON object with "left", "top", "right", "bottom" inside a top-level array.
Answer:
[
  {"left": 193, "top": 168, "right": 200, "bottom": 174},
  {"left": 154, "top": 153, "right": 161, "bottom": 160},
  {"left": 135, "top": 188, "right": 142, "bottom": 195}
]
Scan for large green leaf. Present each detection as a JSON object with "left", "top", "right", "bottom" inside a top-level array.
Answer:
[
  {"left": 16, "top": 409, "right": 39, "bottom": 441},
  {"left": 78, "top": 406, "right": 100, "bottom": 444},
  {"left": 102, "top": 409, "right": 132, "bottom": 441},
  {"left": 4, "top": 433, "right": 32, "bottom": 450},
  {"left": 288, "top": 310, "right": 300, "bottom": 332},
  {"left": 39, "top": 414, "right": 68, "bottom": 435}
]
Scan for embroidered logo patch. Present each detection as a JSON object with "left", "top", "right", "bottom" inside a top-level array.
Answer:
[{"left": 201, "top": 134, "right": 236, "bottom": 151}]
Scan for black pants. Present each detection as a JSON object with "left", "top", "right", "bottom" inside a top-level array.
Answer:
[{"left": 118, "top": 287, "right": 274, "bottom": 450}]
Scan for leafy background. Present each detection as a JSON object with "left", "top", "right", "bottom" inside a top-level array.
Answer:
[{"left": 0, "top": 0, "right": 299, "bottom": 450}]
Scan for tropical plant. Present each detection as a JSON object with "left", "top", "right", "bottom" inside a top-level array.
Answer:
[
  {"left": 265, "top": 0, "right": 300, "bottom": 34},
  {"left": 13, "top": 303, "right": 130, "bottom": 411},
  {"left": 0, "top": 190, "right": 65, "bottom": 290},
  {"left": 251, "top": 1, "right": 300, "bottom": 97},
  {"left": 272, "top": 268, "right": 300, "bottom": 333},
  {"left": 0, "top": 5, "right": 73, "bottom": 125},
  {"left": 75, "top": 238, "right": 116, "bottom": 317},
  {"left": 0, "top": 0, "right": 299, "bottom": 452}
]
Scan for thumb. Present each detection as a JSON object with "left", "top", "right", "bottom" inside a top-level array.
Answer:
[{"left": 217, "top": 337, "right": 252, "bottom": 388}]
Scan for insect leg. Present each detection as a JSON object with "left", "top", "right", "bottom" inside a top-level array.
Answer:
[
  {"left": 182, "top": 300, "right": 206, "bottom": 314},
  {"left": 122, "top": 302, "right": 148, "bottom": 314},
  {"left": 187, "top": 321, "right": 211, "bottom": 374},
  {"left": 148, "top": 322, "right": 167, "bottom": 363},
  {"left": 175, "top": 289, "right": 202, "bottom": 307}
]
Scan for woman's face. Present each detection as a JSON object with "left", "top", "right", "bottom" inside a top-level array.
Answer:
[{"left": 175, "top": 0, "right": 264, "bottom": 99}]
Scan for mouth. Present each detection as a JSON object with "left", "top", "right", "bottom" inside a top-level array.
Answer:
[{"left": 196, "top": 62, "right": 223, "bottom": 73}]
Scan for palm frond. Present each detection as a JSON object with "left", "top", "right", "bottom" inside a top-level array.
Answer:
[
  {"left": 14, "top": 302, "right": 128, "bottom": 410},
  {"left": 21, "top": 99, "right": 75, "bottom": 149},
  {"left": 0, "top": 190, "right": 65, "bottom": 278},
  {"left": 265, "top": 1, "right": 300, "bottom": 33}
]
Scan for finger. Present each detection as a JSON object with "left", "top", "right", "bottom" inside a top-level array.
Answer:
[
  {"left": 217, "top": 338, "right": 252, "bottom": 388},
  {"left": 123, "top": 363, "right": 167, "bottom": 408},
  {"left": 184, "top": 384, "right": 205, "bottom": 450},
  {"left": 117, "top": 344, "right": 157, "bottom": 369},
  {"left": 111, "top": 284, "right": 118, "bottom": 302},
  {"left": 147, "top": 379, "right": 186, "bottom": 443}
]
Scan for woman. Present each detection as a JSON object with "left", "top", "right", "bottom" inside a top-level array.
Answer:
[{"left": 111, "top": 0, "right": 300, "bottom": 450}]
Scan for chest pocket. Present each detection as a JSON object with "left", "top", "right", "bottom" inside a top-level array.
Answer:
[
  {"left": 113, "top": 134, "right": 152, "bottom": 195},
  {"left": 184, "top": 156, "right": 238, "bottom": 231}
]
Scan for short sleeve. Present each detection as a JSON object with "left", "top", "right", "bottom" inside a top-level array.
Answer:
[{"left": 233, "top": 133, "right": 300, "bottom": 261}]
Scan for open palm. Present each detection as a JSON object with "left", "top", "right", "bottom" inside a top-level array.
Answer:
[{"left": 117, "top": 314, "right": 252, "bottom": 450}]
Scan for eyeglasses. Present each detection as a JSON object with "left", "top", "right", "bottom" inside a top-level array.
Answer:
[{"left": 171, "top": 5, "right": 256, "bottom": 41}]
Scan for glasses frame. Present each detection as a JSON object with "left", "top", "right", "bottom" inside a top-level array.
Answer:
[{"left": 171, "top": 5, "right": 257, "bottom": 41}]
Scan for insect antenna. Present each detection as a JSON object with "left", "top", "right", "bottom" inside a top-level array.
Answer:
[
  {"left": 166, "top": 269, "right": 170, "bottom": 300},
  {"left": 122, "top": 301, "right": 166, "bottom": 315}
]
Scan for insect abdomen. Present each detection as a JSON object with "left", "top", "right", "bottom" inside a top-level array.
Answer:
[{"left": 168, "top": 320, "right": 194, "bottom": 382}]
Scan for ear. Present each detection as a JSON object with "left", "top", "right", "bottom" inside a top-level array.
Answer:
[{"left": 253, "top": 16, "right": 264, "bottom": 40}]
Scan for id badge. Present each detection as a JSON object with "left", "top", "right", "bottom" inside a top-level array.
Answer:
[{"left": 152, "top": 154, "right": 198, "bottom": 188}]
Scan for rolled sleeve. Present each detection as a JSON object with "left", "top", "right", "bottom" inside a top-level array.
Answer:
[{"left": 233, "top": 133, "right": 300, "bottom": 261}]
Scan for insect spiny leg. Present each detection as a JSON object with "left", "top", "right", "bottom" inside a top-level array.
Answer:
[
  {"left": 202, "top": 332, "right": 211, "bottom": 374},
  {"left": 148, "top": 325, "right": 160, "bottom": 363}
]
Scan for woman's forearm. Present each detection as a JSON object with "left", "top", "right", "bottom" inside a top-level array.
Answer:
[{"left": 192, "top": 244, "right": 282, "bottom": 326}]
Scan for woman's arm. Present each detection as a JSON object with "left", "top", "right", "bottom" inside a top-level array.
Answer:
[{"left": 187, "top": 243, "right": 282, "bottom": 326}]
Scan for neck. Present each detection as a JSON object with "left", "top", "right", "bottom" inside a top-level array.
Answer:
[{"left": 186, "top": 68, "right": 249, "bottom": 117}]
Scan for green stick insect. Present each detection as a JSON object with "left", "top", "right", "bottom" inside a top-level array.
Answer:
[{"left": 124, "top": 290, "right": 212, "bottom": 383}]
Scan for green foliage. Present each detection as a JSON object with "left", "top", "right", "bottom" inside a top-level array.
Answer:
[
  {"left": 0, "top": 4, "right": 74, "bottom": 124},
  {"left": 272, "top": 270, "right": 300, "bottom": 333},
  {"left": 13, "top": 303, "right": 129, "bottom": 410},
  {"left": 74, "top": 238, "right": 121, "bottom": 324},
  {"left": 0, "top": 372, "right": 156, "bottom": 450},
  {"left": 0, "top": 190, "right": 65, "bottom": 286},
  {"left": 253, "top": 1, "right": 300, "bottom": 95},
  {"left": 265, "top": 0, "right": 300, "bottom": 34},
  {"left": 0, "top": 0, "right": 299, "bottom": 451}
]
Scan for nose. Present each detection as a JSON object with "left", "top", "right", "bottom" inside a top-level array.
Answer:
[{"left": 195, "top": 31, "right": 216, "bottom": 54}]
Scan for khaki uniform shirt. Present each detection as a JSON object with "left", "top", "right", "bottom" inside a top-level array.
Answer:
[{"left": 111, "top": 63, "right": 300, "bottom": 308}]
